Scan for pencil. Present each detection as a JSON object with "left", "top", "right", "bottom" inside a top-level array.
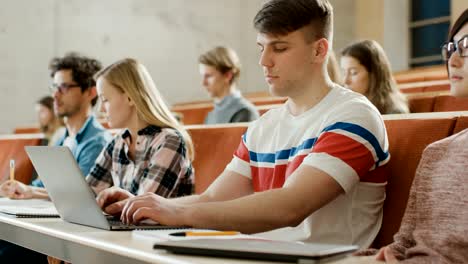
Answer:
[{"left": 9, "top": 159, "right": 15, "bottom": 181}]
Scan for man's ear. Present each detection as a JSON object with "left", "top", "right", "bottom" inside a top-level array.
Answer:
[
  {"left": 88, "top": 86, "right": 98, "bottom": 101},
  {"left": 223, "top": 71, "right": 234, "bottom": 84},
  {"left": 313, "top": 38, "right": 329, "bottom": 63}
]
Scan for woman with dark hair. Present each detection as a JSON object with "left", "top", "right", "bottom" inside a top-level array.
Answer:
[
  {"left": 36, "top": 96, "right": 64, "bottom": 146},
  {"left": 340, "top": 40, "right": 409, "bottom": 114}
]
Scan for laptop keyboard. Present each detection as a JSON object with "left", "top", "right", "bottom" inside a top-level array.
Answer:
[
  {"left": 106, "top": 215, "right": 134, "bottom": 227},
  {"left": 105, "top": 215, "right": 156, "bottom": 228}
]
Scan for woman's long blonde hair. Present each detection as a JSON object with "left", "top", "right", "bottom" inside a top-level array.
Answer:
[{"left": 94, "top": 58, "right": 194, "bottom": 161}]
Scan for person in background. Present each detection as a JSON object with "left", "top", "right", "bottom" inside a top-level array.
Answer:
[
  {"left": 0, "top": 52, "right": 112, "bottom": 198},
  {"left": 340, "top": 40, "right": 409, "bottom": 114},
  {"left": 0, "top": 52, "right": 111, "bottom": 263},
  {"left": 36, "top": 95, "right": 65, "bottom": 146},
  {"left": 47, "top": 58, "right": 196, "bottom": 264},
  {"left": 199, "top": 46, "right": 259, "bottom": 124},
  {"left": 87, "top": 58, "right": 194, "bottom": 197}
]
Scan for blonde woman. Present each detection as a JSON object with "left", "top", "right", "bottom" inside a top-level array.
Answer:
[
  {"left": 340, "top": 40, "right": 409, "bottom": 114},
  {"left": 48, "top": 58, "right": 195, "bottom": 264},
  {"left": 87, "top": 58, "right": 194, "bottom": 200},
  {"left": 199, "top": 46, "right": 259, "bottom": 124}
]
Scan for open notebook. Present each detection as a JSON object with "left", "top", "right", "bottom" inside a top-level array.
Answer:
[{"left": 0, "top": 197, "right": 59, "bottom": 218}]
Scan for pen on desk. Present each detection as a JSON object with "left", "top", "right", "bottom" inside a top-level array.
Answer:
[
  {"left": 9, "top": 159, "right": 15, "bottom": 181},
  {"left": 170, "top": 231, "right": 240, "bottom": 237}
]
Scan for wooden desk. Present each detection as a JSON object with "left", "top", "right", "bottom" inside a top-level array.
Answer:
[{"left": 0, "top": 215, "right": 280, "bottom": 264}]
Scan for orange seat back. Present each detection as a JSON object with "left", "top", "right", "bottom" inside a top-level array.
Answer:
[
  {"left": 433, "top": 95, "right": 468, "bottom": 112},
  {"left": 408, "top": 96, "right": 435, "bottom": 113},
  {"left": 14, "top": 127, "right": 41, "bottom": 134},
  {"left": 0, "top": 134, "right": 44, "bottom": 184},
  {"left": 453, "top": 116, "right": 468, "bottom": 134},
  {"left": 373, "top": 117, "right": 456, "bottom": 248},
  {"left": 173, "top": 104, "right": 213, "bottom": 125},
  {"left": 187, "top": 124, "right": 248, "bottom": 194}
]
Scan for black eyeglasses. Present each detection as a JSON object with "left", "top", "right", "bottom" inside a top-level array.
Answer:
[
  {"left": 49, "top": 83, "right": 81, "bottom": 94},
  {"left": 441, "top": 35, "right": 468, "bottom": 61}
]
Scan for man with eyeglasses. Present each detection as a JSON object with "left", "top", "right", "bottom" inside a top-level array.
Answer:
[
  {"left": 0, "top": 52, "right": 112, "bottom": 263},
  {"left": 1, "top": 52, "right": 112, "bottom": 199}
]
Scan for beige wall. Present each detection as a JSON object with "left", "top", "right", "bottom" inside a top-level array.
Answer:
[
  {"left": 329, "top": 0, "right": 356, "bottom": 53},
  {"left": 355, "top": 0, "right": 384, "bottom": 44},
  {"left": 0, "top": 0, "right": 267, "bottom": 134},
  {"left": 452, "top": 0, "right": 468, "bottom": 24},
  {"left": 353, "top": 0, "right": 409, "bottom": 71},
  {"left": 1, "top": 0, "right": 464, "bottom": 133}
]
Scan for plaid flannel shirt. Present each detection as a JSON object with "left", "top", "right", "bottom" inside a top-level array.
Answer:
[{"left": 86, "top": 125, "right": 193, "bottom": 197}]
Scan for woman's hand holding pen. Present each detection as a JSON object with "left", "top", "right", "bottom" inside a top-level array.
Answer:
[{"left": 0, "top": 180, "right": 33, "bottom": 199}]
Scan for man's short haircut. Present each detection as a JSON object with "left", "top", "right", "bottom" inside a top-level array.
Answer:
[
  {"left": 253, "top": 0, "right": 333, "bottom": 43},
  {"left": 49, "top": 52, "right": 102, "bottom": 106},
  {"left": 198, "top": 46, "right": 241, "bottom": 85}
]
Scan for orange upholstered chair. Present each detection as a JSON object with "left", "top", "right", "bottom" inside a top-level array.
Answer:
[
  {"left": 173, "top": 103, "right": 214, "bottom": 125},
  {"left": 0, "top": 134, "right": 44, "bottom": 184},
  {"left": 433, "top": 95, "right": 468, "bottom": 112},
  {"left": 187, "top": 124, "right": 248, "bottom": 194},
  {"left": 408, "top": 96, "right": 436, "bottom": 113},
  {"left": 372, "top": 117, "right": 457, "bottom": 248},
  {"left": 453, "top": 115, "right": 468, "bottom": 134},
  {"left": 14, "top": 127, "right": 41, "bottom": 134}
]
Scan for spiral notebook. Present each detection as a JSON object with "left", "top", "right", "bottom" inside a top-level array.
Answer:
[
  {"left": 0, "top": 198, "right": 59, "bottom": 218},
  {"left": 0, "top": 206, "right": 59, "bottom": 218}
]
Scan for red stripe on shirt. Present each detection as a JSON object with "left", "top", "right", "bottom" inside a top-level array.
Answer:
[
  {"left": 234, "top": 139, "right": 250, "bottom": 162},
  {"left": 312, "top": 132, "right": 376, "bottom": 179},
  {"left": 251, "top": 154, "right": 307, "bottom": 192}
]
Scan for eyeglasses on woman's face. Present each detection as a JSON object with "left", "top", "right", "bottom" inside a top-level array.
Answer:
[{"left": 442, "top": 35, "right": 468, "bottom": 61}]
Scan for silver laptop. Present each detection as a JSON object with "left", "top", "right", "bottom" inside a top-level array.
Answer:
[
  {"left": 154, "top": 239, "right": 358, "bottom": 263},
  {"left": 25, "top": 146, "right": 178, "bottom": 231}
]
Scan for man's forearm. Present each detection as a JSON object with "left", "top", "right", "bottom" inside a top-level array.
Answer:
[
  {"left": 170, "top": 194, "right": 208, "bottom": 204},
  {"left": 180, "top": 188, "right": 304, "bottom": 234},
  {"left": 178, "top": 166, "right": 343, "bottom": 234}
]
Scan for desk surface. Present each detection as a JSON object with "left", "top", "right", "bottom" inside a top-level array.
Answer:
[
  {"left": 0, "top": 214, "right": 377, "bottom": 264},
  {"left": 0, "top": 214, "right": 289, "bottom": 264}
]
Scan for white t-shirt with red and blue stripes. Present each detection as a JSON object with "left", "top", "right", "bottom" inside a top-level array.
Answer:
[{"left": 225, "top": 85, "right": 389, "bottom": 248}]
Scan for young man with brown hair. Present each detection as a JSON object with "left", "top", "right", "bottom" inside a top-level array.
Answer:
[
  {"left": 99, "top": 0, "right": 389, "bottom": 248},
  {"left": 199, "top": 46, "right": 259, "bottom": 124},
  {"left": 0, "top": 53, "right": 112, "bottom": 263}
]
